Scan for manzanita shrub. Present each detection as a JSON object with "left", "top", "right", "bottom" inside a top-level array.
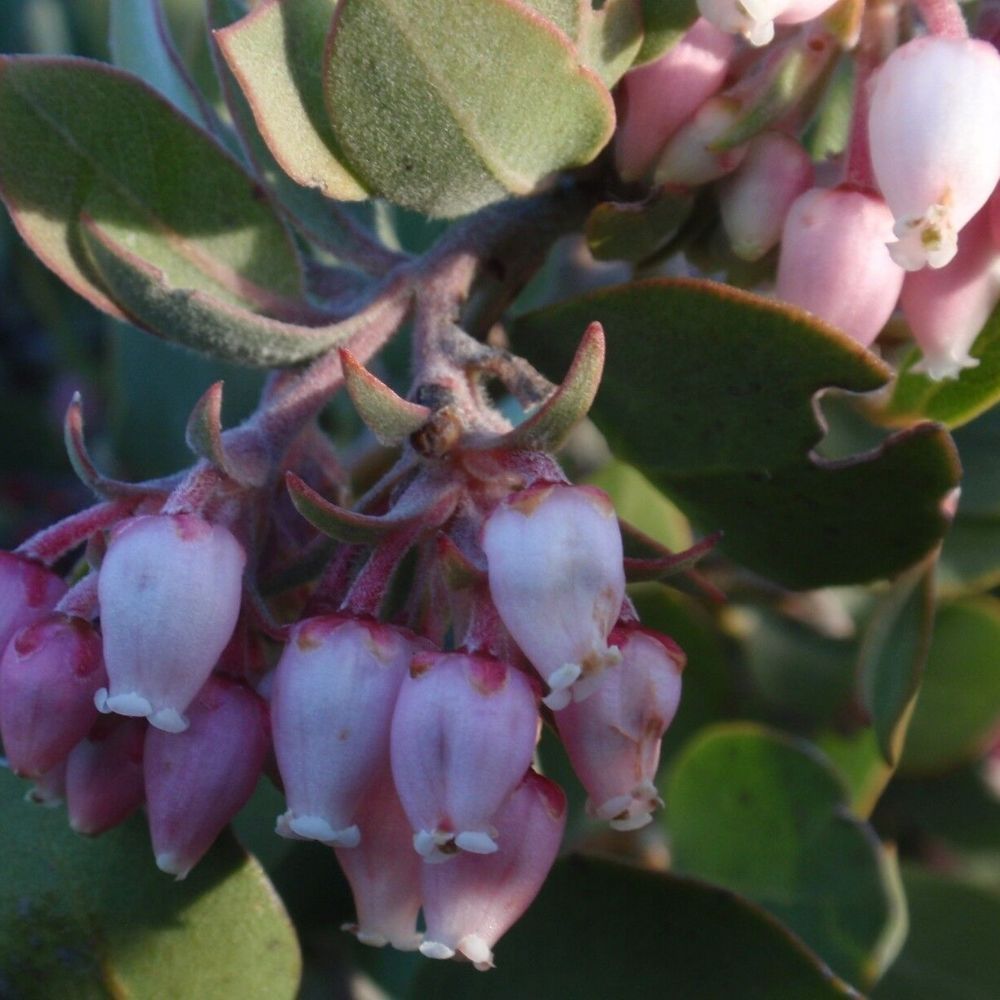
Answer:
[{"left": 3, "top": 0, "right": 1000, "bottom": 996}]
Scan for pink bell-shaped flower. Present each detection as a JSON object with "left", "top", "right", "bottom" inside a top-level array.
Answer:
[
  {"left": 0, "top": 613, "right": 105, "bottom": 777},
  {"left": 390, "top": 652, "right": 539, "bottom": 861},
  {"left": 272, "top": 616, "right": 416, "bottom": 847},
  {"left": 614, "top": 19, "right": 734, "bottom": 182},
  {"left": 900, "top": 206, "right": 1000, "bottom": 380},
  {"left": 145, "top": 675, "right": 269, "bottom": 878},
  {"left": 95, "top": 514, "right": 245, "bottom": 733},
  {"left": 718, "top": 132, "right": 814, "bottom": 261},
  {"left": 697, "top": 0, "right": 784, "bottom": 46},
  {"left": 0, "top": 551, "right": 66, "bottom": 653},
  {"left": 336, "top": 766, "right": 423, "bottom": 951},
  {"left": 482, "top": 484, "right": 625, "bottom": 710},
  {"left": 420, "top": 770, "right": 566, "bottom": 970},
  {"left": 868, "top": 36, "right": 1000, "bottom": 270},
  {"left": 775, "top": 186, "right": 904, "bottom": 347},
  {"left": 556, "top": 626, "right": 684, "bottom": 831},
  {"left": 66, "top": 716, "right": 146, "bottom": 835},
  {"left": 653, "top": 96, "right": 748, "bottom": 188}
]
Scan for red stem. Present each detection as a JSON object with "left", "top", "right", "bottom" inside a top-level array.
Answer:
[{"left": 15, "top": 498, "right": 138, "bottom": 565}]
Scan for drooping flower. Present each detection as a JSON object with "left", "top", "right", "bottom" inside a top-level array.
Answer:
[
  {"left": 0, "top": 551, "right": 66, "bottom": 653},
  {"left": 868, "top": 36, "right": 1000, "bottom": 270},
  {"left": 482, "top": 484, "right": 625, "bottom": 710},
  {"left": 95, "top": 514, "right": 245, "bottom": 733}
]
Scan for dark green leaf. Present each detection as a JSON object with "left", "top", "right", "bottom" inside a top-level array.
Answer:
[
  {"left": 513, "top": 280, "right": 959, "bottom": 587},
  {"left": 938, "top": 516, "right": 1000, "bottom": 596},
  {"left": 666, "top": 724, "right": 900, "bottom": 988},
  {"left": 899, "top": 597, "right": 1000, "bottom": 775},
  {"left": 634, "top": 0, "right": 699, "bottom": 64},
  {"left": 585, "top": 191, "right": 693, "bottom": 263},
  {"left": 859, "top": 555, "right": 937, "bottom": 765},
  {"left": 323, "top": 0, "right": 615, "bottom": 217},
  {"left": 0, "top": 768, "right": 301, "bottom": 998},
  {"left": 409, "top": 855, "right": 857, "bottom": 999}
]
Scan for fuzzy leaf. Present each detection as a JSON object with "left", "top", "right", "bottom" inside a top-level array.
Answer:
[
  {"left": 898, "top": 597, "right": 1000, "bottom": 775},
  {"left": 323, "top": 0, "right": 615, "bottom": 218},
  {"left": 634, "top": 0, "right": 699, "bottom": 64},
  {"left": 579, "top": 0, "right": 645, "bottom": 87},
  {"left": 585, "top": 190, "right": 693, "bottom": 262},
  {"left": 523, "top": 0, "right": 586, "bottom": 38},
  {"left": 0, "top": 769, "right": 301, "bottom": 998},
  {"left": 666, "top": 724, "right": 901, "bottom": 989},
  {"left": 513, "top": 279, "right": 960, "bottom": 587},
  {"left": 859, "top": 553, "right": 937, "bottom": 766},
  {"left": 340, "top": 349, "right": 431, "bottom": 445},
  {"left": 215, "top": 0, "right": 368, "bottom": 202},
  {"left": 0, "top": 56, "right": 303, "bottom": 323},
  {"left": 411, "top": 855, "right": 856, "bottom": 998}
]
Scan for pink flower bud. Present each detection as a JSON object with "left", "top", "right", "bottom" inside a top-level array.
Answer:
[
  {"left": 614, "top": 19, "right": 734, "bottom": 182},
  {"left": 556, "top": 626, "right": 684, "bottom": 831},
  {"left": 900, "top": 206, "right": 1000, "bottom": 380},
  {"left": 145, "top": 676, "right": 268, "bottom": 878},
  {"left": 0, "top": 551, "right": 66, "bottom": 653},
  {"left": 419, "top": 770, "right": 566, "bottom": 970},
  {"left": 482, "top": 485, "right": 625, "bottom": 710},
  {"left": 336, "top": 767, "right": 423, "bottom": 951},
  {"left": 775, "top": 186, "right": 904, "bottom": 347},
  {"left": 653, "top": 97, "right": 748, "bottom": 187},
  {"left": 718, "top": 132, "right": 814, "bottom": 261},
  {"left": 0, "top": 614, "right": 105, "bottom": 777},
  {"left": 66, "top": 717, "right": 146, "bottom": 835},
  {"left": 95, "top": 514, "right": 246, "bottom": 733},
  {"left": 390, "top": 652, "right": 539, "bottom": 861},
  {"left": 272, "top": 616, "right": 416, "bottom": 847},
  {"left": 868, "top": 37, "right": 1000, "bottom": 270},
  {"left": 697, "top": 0, "right": 784, "bottom": 46}
]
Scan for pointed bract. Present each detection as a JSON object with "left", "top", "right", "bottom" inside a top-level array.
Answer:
[
  {"left": 557, "top": 626, "right": 684, "bottom": 831},
  {"left": 420, "top": 771, "right": 566, "bottom": 970},
  {"left": 95, "top": 514, "right": 245, "bottom": 733},
  {"left": 145, "top": 676, "right": 268, "bottom": 878},
  {"left": 868, "top": 37, "right": 1000, "bottom": 270},
  {"left": 273, "top": 616, "right": 417, "bottom": 846},
  {"left": 336, "top": 766, "right": 423, "bottom": 951},
  {"left": 0, "top": 614, "right": 105, "bottom": 778},
  {"left": 482, "top": 485, "right": 625, "bottom": 709},
  {"left": 390, "top": 652, "right": 539, "bottom": 861}
]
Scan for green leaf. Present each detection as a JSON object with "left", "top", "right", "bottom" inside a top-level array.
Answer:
[
  {"left": 585, "top": 190, "right": 693, "bottom": 263},
  {"left": 817, "top": 726, "right": 894, "bottom": 820},
  {"left": 898, "top": 597, "right": 1000, "bottom": 775},
  {"left": 522, "top": 0, "right": 585, "bottom": 39},
  {"left": 878, "top": 301, "right": 1000, "bottom": 430},
  {"left": 634, "top": 0, "right": 699, "bottom": 64},
  {"left": 578, "top": 0, "right": 645, "bottom": 88},
  {"left": 873, "top": 870, "right": 1000, "bottom": 1000},
  {"left": 0, "top": 56, "right": 304, "bottom": 324},
  {"left": 0, "top": 768, "right": 301, "bottom": 998},
  {"left": 938, "top": 516, "right": 1000, "bottom": 596},
  {"left": 513, "top": 279, "right": 959, "bottom": 587},
  {"left": 215, "top": 0, "right": 368, "bottom": 202},
  {"left": 859, "top": 555, "right": 937, "bottom": 766},
  {"left": 323, "top": 0, "right": 615, "bottom": 218},
  {"left": 666, "top": 723, "right": 899, "bottom": 988},
  {"left": 409, "top": 855, "right": 856, "bottom": 999}
]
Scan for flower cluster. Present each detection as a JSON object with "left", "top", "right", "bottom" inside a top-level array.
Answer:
[
  {"left": 0, "top": 331, "right": 691, "bottom": 970},
  {"left": 615, "top": 8, "right": 1000, "bottom": 379}
]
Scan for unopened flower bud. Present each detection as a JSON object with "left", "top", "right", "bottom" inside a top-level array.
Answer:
[
  {"left": 273, "top": 616, "right": 416, "bottom": 847},
  {"left": 556, "top": 626, "right": 684, "bottom": 831},
  {"left": 95, "top": 514, "right": 245, "bottom": 733},
  {"left": 145, "top": 676, "right": 268, "bottom": 878},
  {"left": 718, "top": 132, "right": 814, "bottom": 261},
  {"left": 775, "top": 186, "right": 904, "bottom": 347},
  {"left": 900, "top": 206, "right": 1000, "bottom": 380},
  {"left": 390, "top": 652, "right": 538, "bottom": 861},
  {"left": 868, "top": 37, "right": 1000, "bottom": 270},
  {"left": 654, "top": 97, "right": 748, "bottom": 187},
  {"left": 420, "top": 770, "right": 566, "bottom": 970},
  {"left": 67, "top": 716, "right": 146, "bottom": 835},
  {"left": 482, "top": 484, "right": 625, "bottom": 710},
  {"left": 336, "top": 766, "right": 423, "bottom": 951},
  {"left": 26, "top": 759, "right": 66, "bottom": 807},
  {"left": 0, "top": 551, "right": 66, "bottom": 653},
  {"left": 0, "top": 614, "right": 105, "bottom": 777},
  {"left": 614, "top": 19, "right": 734, "bottom": 182}
]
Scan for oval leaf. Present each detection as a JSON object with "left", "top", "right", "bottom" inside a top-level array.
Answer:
[
  {"left": 513, "top": 279, "right": 960, "bottom": 587},
  {"left": 323, "top": 0, "right": 615, "bottom": 218},
  {"left": 666, "top": 723, "right": 900, "bottom": 989}
]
